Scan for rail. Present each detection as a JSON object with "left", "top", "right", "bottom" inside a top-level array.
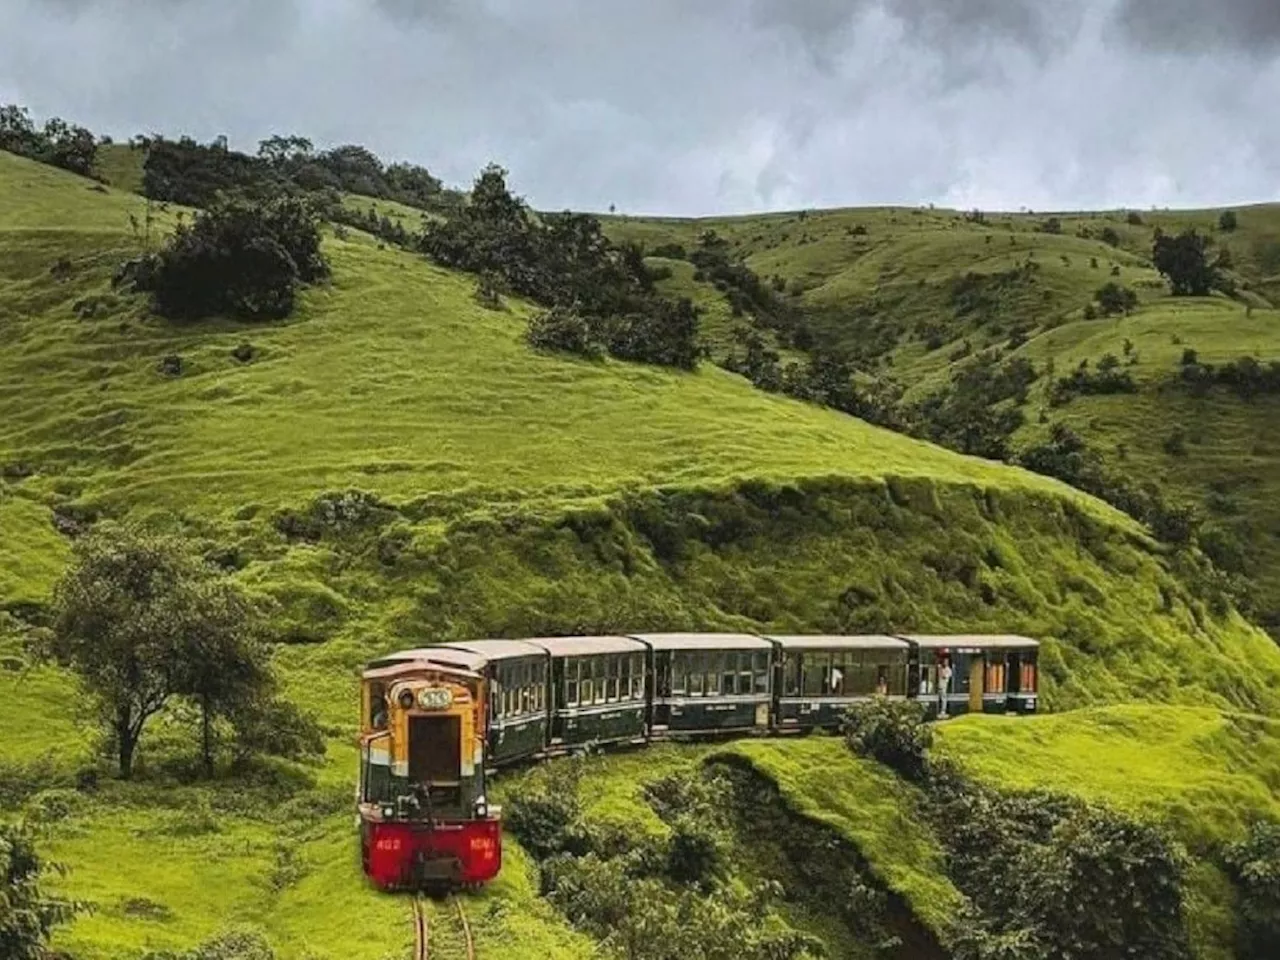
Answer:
[{"left": 412, "top": 892, "right": 475, "bottom": 960}]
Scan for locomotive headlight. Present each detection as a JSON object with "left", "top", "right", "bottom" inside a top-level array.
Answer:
[
  {"left": 397, "top": 689, "right": 415, "bottom": 710},
  {"left": 473, "top": 795, "right": 488, "bottom": 819}
]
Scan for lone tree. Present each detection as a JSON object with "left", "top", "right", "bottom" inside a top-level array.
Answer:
[
  {"left": 1152, "top": 228, "right": 1222, "bottom": 296},
  {"left": 51, "top": 523, "right": 263, "bottom": 778},
  {"left": 0, "top": 824, "right": 78, "bottom": 959}
]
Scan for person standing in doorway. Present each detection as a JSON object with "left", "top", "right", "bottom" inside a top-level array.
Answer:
[{"left": 938, "top": 656, "right": 953, "bottom": 718}]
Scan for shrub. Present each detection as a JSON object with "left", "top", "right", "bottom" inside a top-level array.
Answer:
[
  {"left": 842, "top": 697, "right": 932, "bottom": 780},
  {"left": 526, "top": 306, "right": 605, "bottom": 360},
  {"left": 1039, "top": 217, "right": 1063, "bottom": 234},
  {"left": 1094, "top": 281, "right": 1138, "bottom": 316},
  {"left": 651, "top": 242, "right": 686, "bottom": 260},
  {"left": 1152, "top": 228, "right": 1224, "bottom": 296},
  {"left": 1100, "top": 226, "right": 1121, "bottom": 246},
  {"left": 1219, "top": 210, "right": 1239, "bottom": 232},
  {"left": 143, "top": 195, "right": 329, "bottom": 322},
  {"left": 1127, "top": 211, "right": 1144, "bottom": 226},
  {"left": 1225, "top": 820, "right": 1280, "bottom": 959},
  {"left": 0, "top": 824, "right": 79, "bottom": 959}
]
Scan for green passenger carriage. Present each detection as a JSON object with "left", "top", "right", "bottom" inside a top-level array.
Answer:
[
  {"left": 768, "top": 635, "right": 911, "bottom": 729},
  {"left": 635, "top": 633, "right": 773, "bottom": 735}
]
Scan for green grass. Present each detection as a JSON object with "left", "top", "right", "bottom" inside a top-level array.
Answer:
[
  {"left": 936, "top": 704, "right": 1280, "bottom": 959},
  {"left": 5, "top": 147, "right": 1280, "bottom": 958}
]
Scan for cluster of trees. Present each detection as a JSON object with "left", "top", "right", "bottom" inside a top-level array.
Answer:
[
  {"left": 138, "top": 134, "right": 461, "bottom": 214},
  {"left": 119, "top": 194, "right": 330, "bottom": 322},
  {"left": 1225, "top": 820, "right": 1280, "bottom": 959},
  {"left": 1048, "top": 354, "right": 1137, "bottom": 405},
  {"left": 842, "top": 699, "right": 1194, "bottom": 960},
  {"left": 689, "top": 230, "right": 813, "bottom": 349},
  {"left": 0, "top": 103, "right": 97, "bottom": 177},
  {"left": 48, "top": 523, "right": 323, "bottom": 779},
  {"left": 908, "top": 352, "right": 1037, "bottom": 460},
  {"left": 1019, "top": 423, "right": 1202, "bottom": 545},
  {"left": 328, "top": 203, "right": 415, "bottom": 249},
  {"left": 1152, "top": 228, "right": 1234, "bottom": 297},
  {"left": 422, "top": 164, "right": 702, "bottom": 369},
  {"left": 722, "top": 327, "right": 902, "bottom": 427},
  {"left": 1177, "top": 352, "right": 1280, "bottom": 401}
]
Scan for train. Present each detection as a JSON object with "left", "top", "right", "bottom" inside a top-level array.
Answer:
[{"left": 357, "top": 631, "right": 1040, "bottom": 890}]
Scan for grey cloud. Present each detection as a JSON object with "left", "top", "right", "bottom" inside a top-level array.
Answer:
[
  {"left": 0, "top": 0, "right": 1277, "bottom": 215},
  {"left": 1115, "top": 0, "right": 1280, "bottom": 53}
]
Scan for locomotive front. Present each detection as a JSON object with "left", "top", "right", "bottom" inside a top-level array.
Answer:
[{"left": 357, "top": 650, "right": 502, "bottom": 890}]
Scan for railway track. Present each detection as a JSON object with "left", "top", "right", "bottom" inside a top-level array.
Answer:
[{"left": 412, "top": 892, "right": 475, "bottom": 960}]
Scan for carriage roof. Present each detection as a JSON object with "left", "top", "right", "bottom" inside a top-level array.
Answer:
[
  {"left": 525, "top": 635, "right": 646, "bottom": 657},
  {"left": 899, "top": 634, "right": 1039, "bottom": 649},
  {"left": 630, "top": 632, "right": 773, "bottom": 651},
  {"left": 439, "top": 640, "right": 550, "bottom": 663},
  {"left": 766, "top": 634, "right": 908, "bottom": 651}
]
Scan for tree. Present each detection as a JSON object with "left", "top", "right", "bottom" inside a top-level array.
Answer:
[
  {"left": 257, "top": 134, "right": 313, "bottom": 167},
  {"left": 42, "top": 117, "right": 97, "bottom": 176},
  {"left": 1094, "top": 281, "right": 1139, "bottom": 316},
  {"left": 173, "top": 579, "right": 271, "bottom": 776},
  {"left": 1225, "top": 820, "right": 1280, "bottom": 959},
  {"left": 1152, "top": 228, "right": 1221, "bottom": 296},
  {"left": 50, "top": 524, "right": 260, "bottom": 778},
  {"left": 0, "top": 825, "right": 78, "bottom": 960}
]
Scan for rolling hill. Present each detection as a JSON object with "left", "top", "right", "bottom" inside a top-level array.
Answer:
[{"left": 2, "top": 145, "right": 1279, "bottom": 959}]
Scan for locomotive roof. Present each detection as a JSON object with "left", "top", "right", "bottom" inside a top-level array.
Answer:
[
  {"left": 899, "top": 634, "right": 1040, "bottom": 649},
  {"left": 525, "top": 635, "right": 646, "bottom": 657},
  {"left": 440, "top": 639, "right": 550, "bottom": 662},
  {"left": 363, "top": 646, "right": 487, "bottom": 676},
  {"left": 766, "top": 634, "right": 909, "bottom": 650},
  {"left": 630, "top": 632, "right": 773, "bottom": 651}
]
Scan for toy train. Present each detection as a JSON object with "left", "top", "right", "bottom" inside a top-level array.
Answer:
[{"left": 357, "top": 632, "right": 1039, "bottom": 890}]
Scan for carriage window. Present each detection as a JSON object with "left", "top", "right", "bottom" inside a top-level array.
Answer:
[
  {"left": 631, "top": 654, "right": 645, "bottom": 700},
  {"left": 690, "top": 653, "right": 706, "bottom": 696},
  {"left": 1019, "top": 661, "right": 1037, "bottom": 693},
  {"left": 802, "top": 653, "right": 827, "bottom": 696},
  {"left": 735, "top": 652, "right": 752, "bottom": 694},
  {"left": 753, "top": 652, "right": 769, "bottom": 695},
  {"left": 919, "top": 663, "right": 937, "bottom": 695},
  {"left": 607, "top": 656, "right": 620, "bottom": 703},
  {"left": 783, "top": 654, "right": 799, "bottom": 696},
  {"left": 594, "top": 658, "right": 607, "bottom": 704},
  {"left": 829, "top": 653, "right": 847, "bottom": 695},
  {"left": 577, "top": 659, "right": 591, "bottom": 706},
  {"left": 672, "top": 653, "right": 687, "bottom": 695},
  {"left": 706, "top": 654, "right": 723, "bottom": 696},
  {"left": 875, "top": 664, "right": 890, "bottom": 696},
  {"left": 985, "top": 658, "right": 1005, "bottom": 696}
]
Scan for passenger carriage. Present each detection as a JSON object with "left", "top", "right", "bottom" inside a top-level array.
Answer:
[
  {"left": 768, "top": 635, "right": 911, "bottom": 730},
  {"left": 901, "top": 634, "right": 1039, "bottom": 717},
  {"left": 437, "top": 640, "right": 550, "bottom": 766},
  {"left": 633, "top": 633, "right": 773, "bottom": 735},
  {"left": 533, "top": 635, "right": 648, "bottom": 750}
]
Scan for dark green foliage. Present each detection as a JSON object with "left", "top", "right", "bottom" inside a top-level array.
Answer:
[
  {"left": 1038, "top": 217, "right": 1062, "bottom": 235},
  {"left": 423, "top": 165, "right": 700, "bottom": 369},
  {"left": 689, "top": 230, "right": 810, "bottom": 348},
  {"left": 0, "top": 825, "right": 78, "bottom": 960},
  {"left": 926, "top": 771, "right": 1192, "bottom": 960},
  {"left": 1224, "top": 820, "right": 1280, "bottom": 959},
  {"left": 1049, "top": 356, "right": 1137, "bottom": 404},
  {"left": 842, "top": 697, "right": 933, "bottom": 780},
  {"left": 910, "top": 352, "right": 1037, "bottom": 460},
  {"left": 329, "top": 203, "right": 413, "bottom": 249},
  {"left": 142, "top": 194, "right": 329, "bottom": 321},
  {"left": 1152, "top": 228, "right": 1225, "bottom": 296},
  {"left": 504, "top": 763, "right": 589, "bottom": 860},
  {"left": 526, "top": 305, "right": 605, "bottom": 360},
  {"left": 1164, "top": 428, "right": 1188, "bottom": 457},
  {"left": 228, "top": 696, "right": 325, "bottom": 764},
  {"left": 1127, "top": 211, "right": 1144, "bottom": 226},
  {"left": 0, "top": 103, "right": 98, "bottom": 177},
  {"left": 142, "top": 136, "right": 273, "bottom": 207},
  {"left": 1094, "top": 281, "right": 1139, "bottom": 316},
  {"left": 1219, "top": 210, "right": 1239, "bottom": 232},
  {"left": 1099, "top": 226, "right": 1121, "bottom": 247},
  {"left": 49, "top": 523, "right": 278, "bottom": 778},
  {"left": 651, "top": 242, "right": 686, "bottom": 260},
  {"left": 1177, "top": 355, "right": 1280, "bottom": 400},
  {"left": 142, "top": 928, "right": 275, "bottom": 960}
]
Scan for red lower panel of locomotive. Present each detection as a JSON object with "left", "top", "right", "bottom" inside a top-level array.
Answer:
[{"left": 362, "top": 818, "right": 502, "bottom": 889}]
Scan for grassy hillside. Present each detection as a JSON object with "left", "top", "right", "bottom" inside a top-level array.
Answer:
[
  {"left": 3, "top": 147, "right": 1280, "bottom": 959},
  {"left": 603, "top": 203, "right": 1280, "bottom": 635}
]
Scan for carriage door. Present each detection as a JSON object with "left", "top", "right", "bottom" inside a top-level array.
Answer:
[
  {"left": 968, "top": 656, "right": 984, "bottom": 714},
  {"left": 409, "top": 716, "right": 462, "bottom": 787}
]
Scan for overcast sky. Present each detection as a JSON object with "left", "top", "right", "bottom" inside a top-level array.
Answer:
[{"left": 3, "top": 0, "right": 1278, "bottom": 215}]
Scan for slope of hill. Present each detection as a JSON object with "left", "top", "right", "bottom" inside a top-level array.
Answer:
[
  {"left": 3, "top": 147, "right": 1280, "bottom": 959},
  {"left": 603, "top": 203, "right": 1280, "bottom": 635}
]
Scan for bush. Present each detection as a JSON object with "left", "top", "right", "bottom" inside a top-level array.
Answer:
[
  {"left": 1094, "top": 281, "right": 1138, "bottom": 316},
  {"left": 1127, "top": 211, "right": 1144, "bottom": 226},
  {"left": 1225, "top": 820, "right": 1280, "bottom": 959},
  {"left": 1219, "top": 210, "right": 1239, "bottom": 232},
  {"left": 1100, "top": 226, "right": 1121, "bottom": 247},
  {"left": 526, "top": 306, "right": 605, "bottom": 360},
  {"left": 141, "top": 194, "right": 328, "bottom": 321},
  {"left": 842, "top": 697, "right": 932, "bottom": 780},
  {"left": 0, "top": 824, "right": 79, "bottom": 959},
  {"left": 0, "top": 104, "right": 97, "bottom": 177}
]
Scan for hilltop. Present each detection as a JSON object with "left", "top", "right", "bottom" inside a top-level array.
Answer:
[{"left": 0, "top": 138, "right": 1278, "bottom": 960}]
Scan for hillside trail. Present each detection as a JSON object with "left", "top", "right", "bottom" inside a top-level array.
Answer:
[{"left": 413, "top": 892, "right": 475, "bottom": 960}]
